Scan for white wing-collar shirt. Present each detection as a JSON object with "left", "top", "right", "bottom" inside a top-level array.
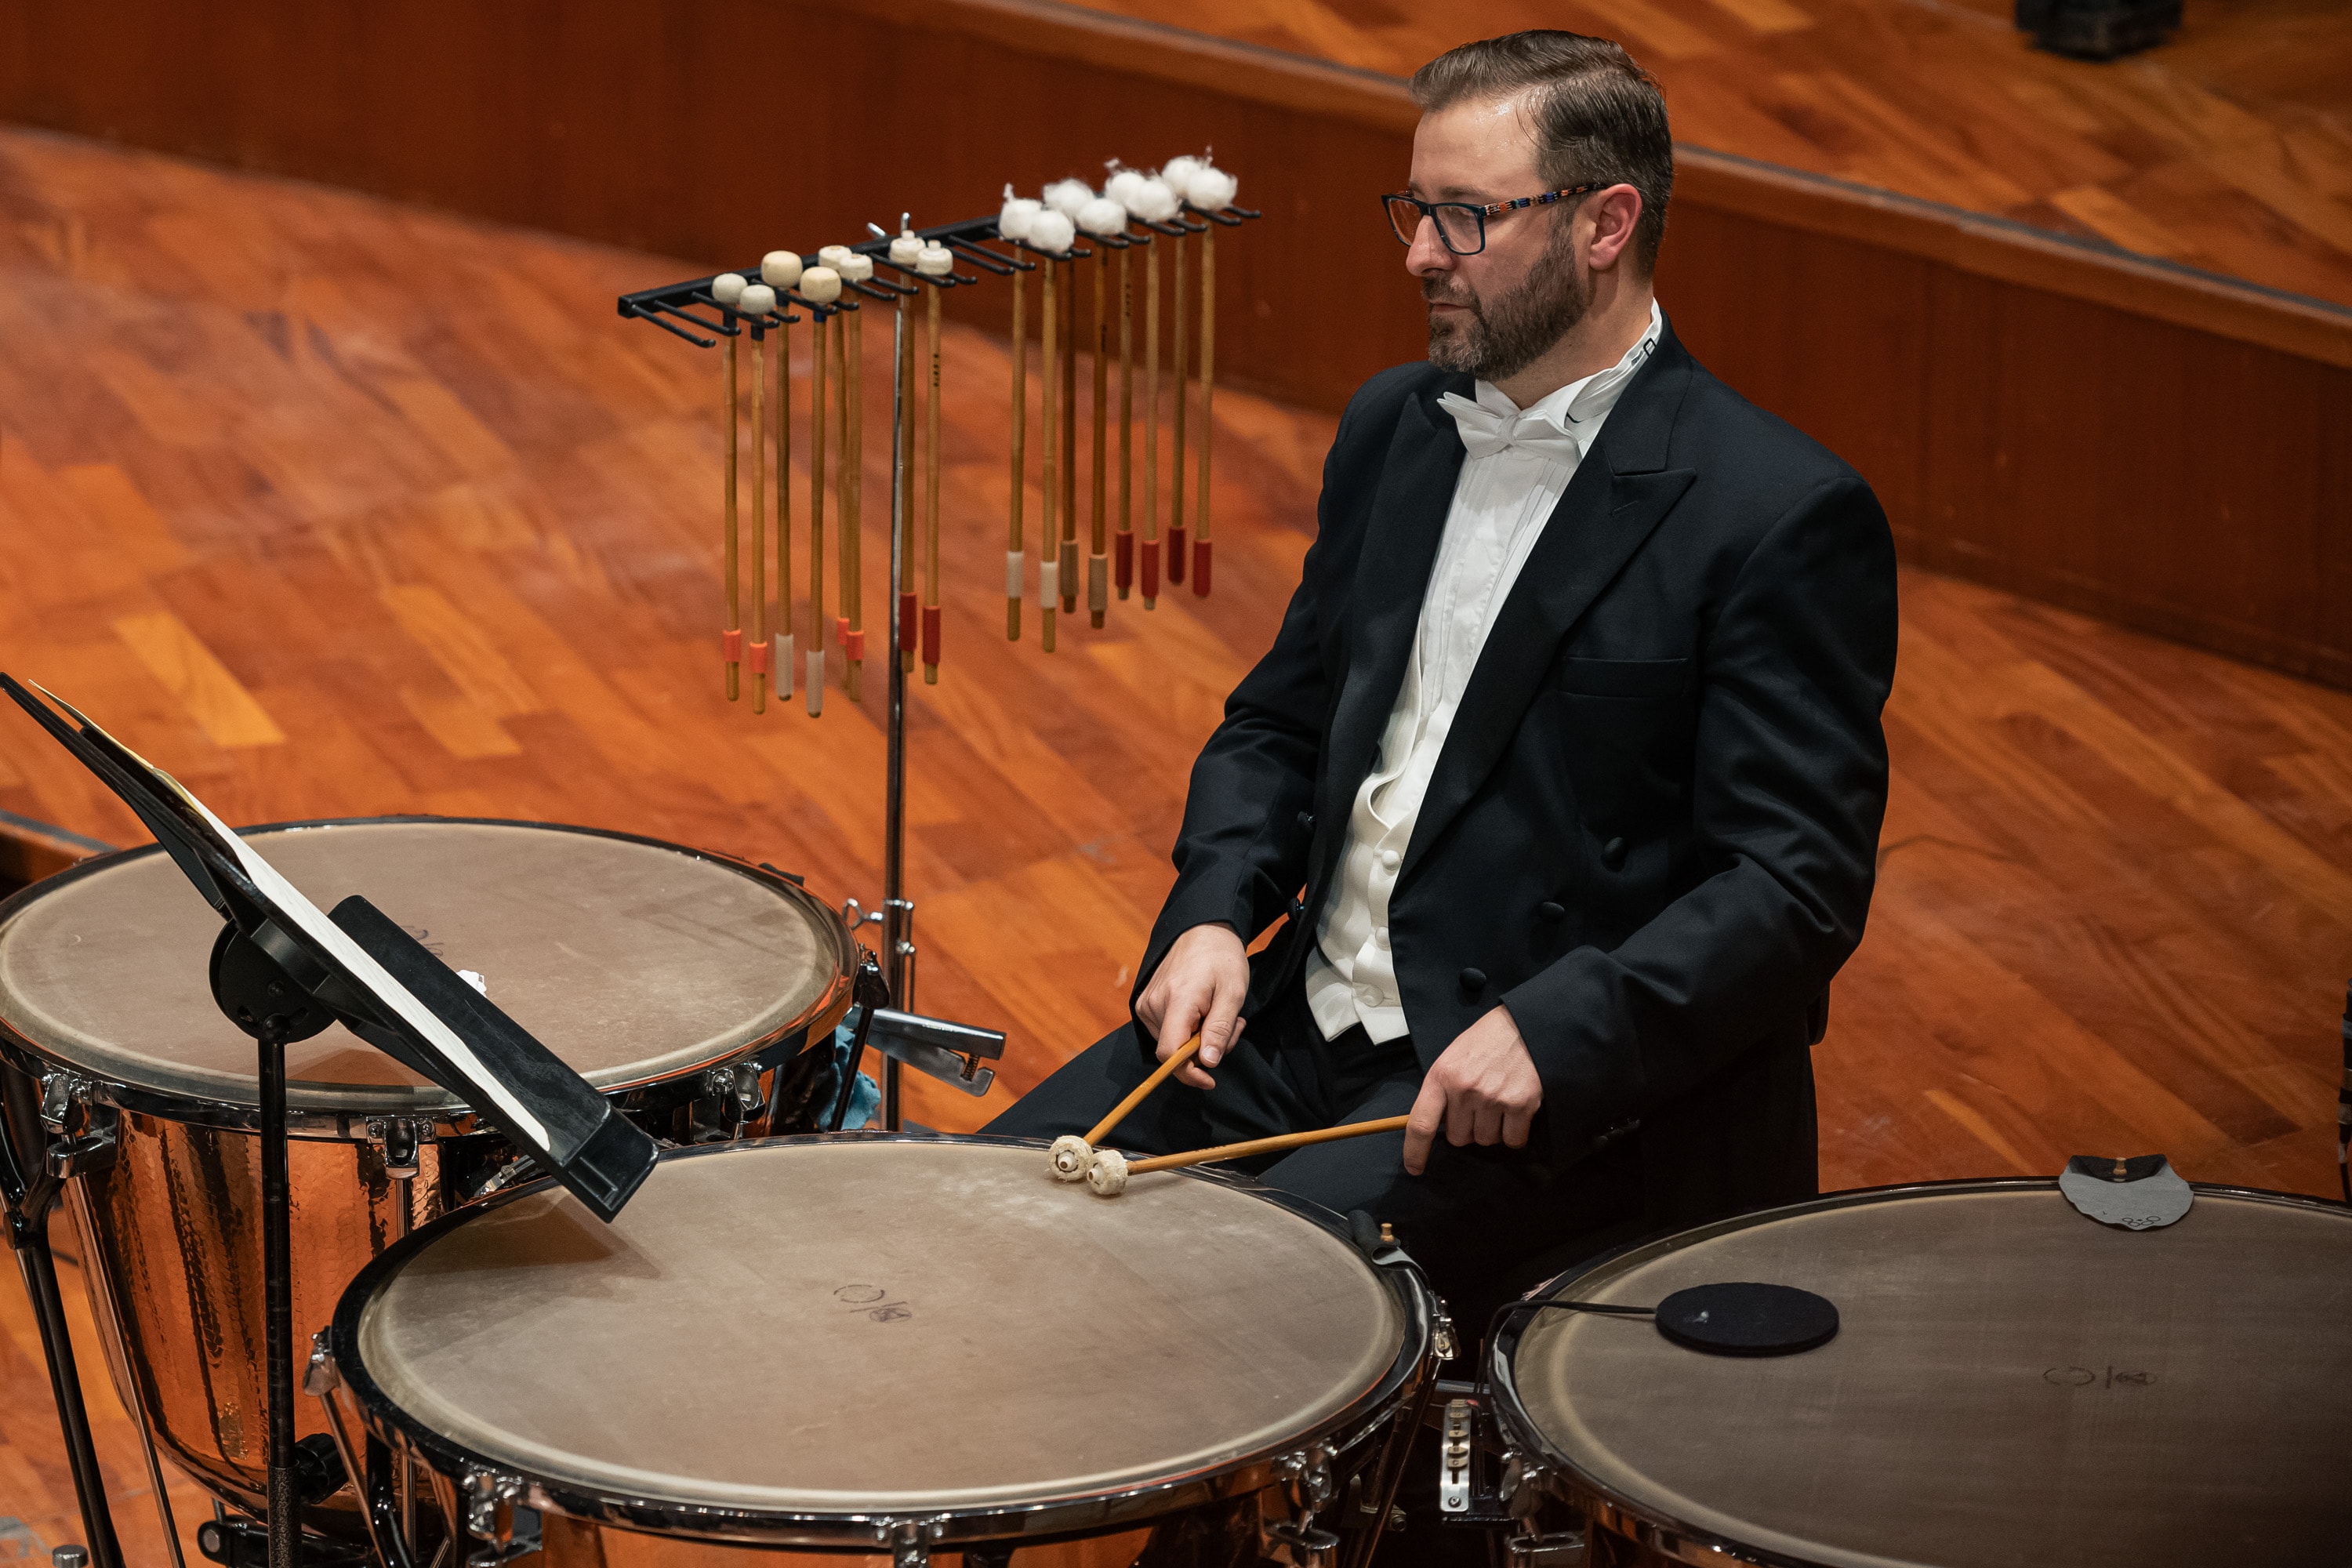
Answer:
[{"left": 1304, "top": 301, "right": 1664, "bottom": 1044}]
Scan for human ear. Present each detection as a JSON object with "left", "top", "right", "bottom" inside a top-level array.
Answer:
[{"left": 1583, "top": 185, "right": 1644, "bottom": 272}]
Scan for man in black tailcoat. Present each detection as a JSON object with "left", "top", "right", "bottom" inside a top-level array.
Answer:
[{"left": 991, "top": 31, "right": 1897, "bottom": 1336}]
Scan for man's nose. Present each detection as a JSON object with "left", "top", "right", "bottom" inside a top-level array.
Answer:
[{"left": 1406, "top": 215, "right": 1455, "bottom": 278}]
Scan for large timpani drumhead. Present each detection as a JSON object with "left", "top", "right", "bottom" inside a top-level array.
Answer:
[
  {"left": 336, "top": 1139, "right": 1417, "bottom": 1519},
  {"left": 0, "top": 818, "right": 851, "bottom": 1116},
  {"left": 1496, "top": 1182, "right": 2352, "bottom": 1568}
]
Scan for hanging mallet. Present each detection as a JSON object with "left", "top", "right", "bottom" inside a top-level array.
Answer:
[
  {"left": 832, "top": 248, "right": 877, "bottom": 700},
  {"left": 762, "top": 251, "right": 803, "bottom": 700},
  {"left": 1077, "top": 194, "right": 1127, "bottom": 630},
  {"left": 1186, "top": 162, "right": 1240, "bottom": 598},
  {"left": 800, "top": 263, "right": 844, "bottom": 714},
  {"left": 739, "top": 280, "right": 779, "bottom": 713},
  {"left": 1127, "top": 174, "right": 1180, "bottom": 608},
  {"left": 1159, "top": 156, "right": 1207, "bottom": 586},
  {"left": 1105, "top": 167, "right": 1149, "bottom": 601},
  {"left": 891, "top": 225, "right": 926, "bottom": 669},
  {"left": 1085, "top": 1116, "right": 1414, "bottom": 1197},
  {"left": 997, "top": 190, "right": 1041, "bottom": 642},
  {"left": 1028, "top": 205, "right": 1076, "bottom": 652},
  {"left": 710, "top": 270, "right": 747, "bottom": 699},
  {"left": 1044, "top": 180, "right": 1091, "bottom": 621},
  {"left": 917, "top": 240, "right": 953, "bottom": 683}
]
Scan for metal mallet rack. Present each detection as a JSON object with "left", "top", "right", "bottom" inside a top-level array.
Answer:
[{"left": 617, "top": 199, "right": 1258, "bottom": 1129}]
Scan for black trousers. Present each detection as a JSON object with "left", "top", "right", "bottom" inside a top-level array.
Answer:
[{"left": 984, "top": 978, "right": 1648, "bottom": 1337}]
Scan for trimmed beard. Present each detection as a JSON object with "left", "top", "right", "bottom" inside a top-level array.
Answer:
[{"left": 1423, "top": 227, "right": 1592, "bottom": 383}]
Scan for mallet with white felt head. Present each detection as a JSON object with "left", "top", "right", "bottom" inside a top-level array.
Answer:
[
  {"left": 997, "top": 191, "right": 1040, "bottom": 643},
  {"left": 1044, "top": 1031, "right": 1205, "bottom": 1181},
  {"left": 710, "top": 270, "right": 747, "bottom": 699},
  {"left": 1028, "top": 205, "right": 1076, "bottom": 652},
  {"left": 1084, "top": 1116, "right": 1412, "bottom": 1197},
  {"left": 1077, "top": 194, "right": 1127, "bottom": 630},
  {"left": 1126, "top": 174, "right": 1179, "bottom": 608},
  {"left": 800, "top": 263, "right": 843, "bottom": 714},
  {"left": 1186, "top": 162, "right": 1240, "bottom": 597},
  {"left": 762, "top": 251, "right": 802, "bottom": 699},
  {"left": 917, "top": 240, "right": 953, "bottom": 683},
  {"left": 740, "top": 281, "right": 778, "bottom": 713}
]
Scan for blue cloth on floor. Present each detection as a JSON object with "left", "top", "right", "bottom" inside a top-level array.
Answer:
[{"left": 831, "top": 1016, "right": 881, "bottom": 1131}]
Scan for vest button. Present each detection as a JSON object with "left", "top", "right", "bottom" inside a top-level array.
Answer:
[
  {"left": 1537, "top": 902, "right": 1566, "bottom": 923},
  {"left": 1601, "top": 836, "right": 1628, "bottom": 869},
  {"left": 1458, "top": 967, "right": 1487, "bottom": 992}
]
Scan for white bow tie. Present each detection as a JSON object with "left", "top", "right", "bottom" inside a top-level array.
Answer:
[{"left": 1437, "top": 392, "right": 1585, "bottom": 463}]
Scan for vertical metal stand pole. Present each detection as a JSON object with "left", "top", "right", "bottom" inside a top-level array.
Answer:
[
  {"left": 259, "top": 1022, "right": 299, "bottom": 1568},
  {"left": 2, "top": 1066, "right": 125, "bottom": 1568},
  {"left": 880, "top": 292, "right": 910, "bottom": 1131}
]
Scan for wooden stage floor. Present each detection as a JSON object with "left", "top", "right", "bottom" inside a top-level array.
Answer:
[
  {"left": 1, "top": 127, "right": 2348, "bottom": 1559},
  {"left": 1076, "top": 0, "right": 2352, "bottom": 310}
]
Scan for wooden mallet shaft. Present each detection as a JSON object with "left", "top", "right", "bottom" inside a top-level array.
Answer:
[
  {"left": 1127, "top": 1115, "right": 1411, "bottom": 1175},
  {"left": 808, "top": 311, "right": 827, "bottom": 715},
  {"left": 722, "top": 325, "right": 740, "bottom": 699},
  {"left": 1081, "top": 1033, "right": 1204, "bottom": 1146},
  {"left": 1142, "top": 234, "right": 1160, "bottom": 608},
  {"left": 1007, "top": 263, "right": 1026, "bottom": 642},
  {"left": 1089, "top": 244, "right": 1109, "bottom": 629},
  {"left": 1116, "top": 240, "right": 1133, "bottom": 601},
  {"left": 749, "top": 321, "right": 768, "bottom": 713},
  {"left": 844, "top": 303, "right": 865, "bottom": 702},
  {"left": 1193, "top": 222, "right": 1215, "bottom": 597},
  {"left": 924, "top": 280, "right": 943, "bottom": 682},
  {"left": 777, "top": 315, "right": 793, "bottom": 701},
  {"left": 1167, "top": 227, "right": 1189, "bottom": 585},
  {"left": 1040, "top": 254, "right": 1059, "bottom": 652}
]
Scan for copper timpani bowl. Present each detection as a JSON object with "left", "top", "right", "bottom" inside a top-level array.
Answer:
[
  {"left": 1488, "top": 1179, "right": 2352, "bottom": 1568},
  {"left": 322, "top": 1135, "right": 1443, "bottom": 1568},
  {"left": 0, "top": 816, "right": 857, "bottom": 1536}
]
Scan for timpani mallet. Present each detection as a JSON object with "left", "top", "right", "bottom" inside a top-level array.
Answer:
[
  {"left": 1188, "top": 163, "right": 1239, "bottom": 598},
  {"left": 1029, "top": 205, "right": 1076, "bottom": 652},
  {"left": 1078, "top": 195, "right": 1127, "bottom": 630},
  {"left": 836, "top": 249, "right": 877, "bottom": 700},
  {"left": 1129, "top": 175, "right": 1178, "bottom": 608},
  {"left": 818, "top": 248, "right": 861, "bottom": 701},
  {"left": 890, "top": 226, "right": 926, "bottom": 669},
  {"left": 1105, "top": 170, "right": 1145, "bottom": 601},
  {"left": 800, "top": 264, "right": 844, "bottom": 713},
  {"left": 1044, "top": 181, "right": 1091, "bottom": 622},
  {"left": 1046, "top": 1031, "right": 1207, "bottom": 1181},
  {"left": 998, "top": 191, "right": 1040, "bottom": 641},
  {"left": 1161, "top": 158, "right": 1204, "bottom": 586},
  {"left": 917, "top": 241, "right": 954, "bottom": 683},
  {"left": 711, "top": 270, "right": 747, "bottom": 699},
  {"left": 762, "top": 251, "right": 804, "bottom": 699},
  {"left": 741, "top": 281, "right": 778, "bottom": 713},
  {"left": 1085, "top": 1115, "right": 1414, "bottom": 1197}
]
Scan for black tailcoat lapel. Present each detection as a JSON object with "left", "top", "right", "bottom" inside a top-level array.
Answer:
[
  {"left": 1317, "top": 372, "right": 1468, "bottom": 832},
  {"left": 1399, "top": 336, "right": 1697, "bottom": 884}
]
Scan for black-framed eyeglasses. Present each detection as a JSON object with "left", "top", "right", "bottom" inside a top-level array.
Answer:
[{"left": 1382, "top": 184, "right": 1601, "bottom": 256}]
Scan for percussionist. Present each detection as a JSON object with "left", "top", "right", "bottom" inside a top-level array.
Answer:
[{"left": 993, "top": 29, "right": 1896, "bottom": 1341}]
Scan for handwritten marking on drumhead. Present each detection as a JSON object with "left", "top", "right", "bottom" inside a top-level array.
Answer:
[
  {"left": 2045, "top": 1365, "right": 2154, "bottom": 1388},
  {"left": 834, "top": 1283, "right": 912, "bottom": 1322}
]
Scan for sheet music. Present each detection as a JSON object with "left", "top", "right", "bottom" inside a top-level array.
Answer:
[{"left": 30, "top": 684, "right": 550, "bottom": 1146}]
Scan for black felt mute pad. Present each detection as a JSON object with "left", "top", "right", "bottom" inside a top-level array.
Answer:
[{"left": 1655, "top": 1282, "right": 1839, "bottom": 1356}]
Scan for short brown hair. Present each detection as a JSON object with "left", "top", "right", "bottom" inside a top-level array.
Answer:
[{"left": 1409, "top": 32, "right": 1673, "bottom": 274}]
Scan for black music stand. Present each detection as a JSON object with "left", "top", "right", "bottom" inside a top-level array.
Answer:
[{"left": 2, "top": 676, "right": 662, "bottom": 1568}]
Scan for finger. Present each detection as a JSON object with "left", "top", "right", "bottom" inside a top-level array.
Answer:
[
  {"left": 1403, "top": 1076, "right": 1446, "bottom": 1177},
  {"left": 1175, "top": 1059, "right": 1218, "bottom": 1091},
  {"left": 1158, "top": 987, "right": 1207, "bottom": 1063},
  {"left": 1502, "top": 1105, "right": 1534, "bottom": 1149},
  {"left": 1198, "top": 975, "right": 1246, "bottom": 1069},
  {"left": 1445, "top": 1080, "right": 1477, "bottom": 1146}
]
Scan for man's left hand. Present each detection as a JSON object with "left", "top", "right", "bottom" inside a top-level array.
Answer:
[{"left": 1403, "top": 1006, "right": 1542, "bottom": 1176}]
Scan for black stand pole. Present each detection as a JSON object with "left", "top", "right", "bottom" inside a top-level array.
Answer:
[
  {"left": 0, "top": 1065, "right": 125, "bottom": 1568},
  {"left": 258, "top": 1018, "right": 299, "bottom": 1568}
]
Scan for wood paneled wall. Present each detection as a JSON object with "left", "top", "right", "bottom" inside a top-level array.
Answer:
[{"left": 4, "top": 0, "right": 2347, "bottom": 685}]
